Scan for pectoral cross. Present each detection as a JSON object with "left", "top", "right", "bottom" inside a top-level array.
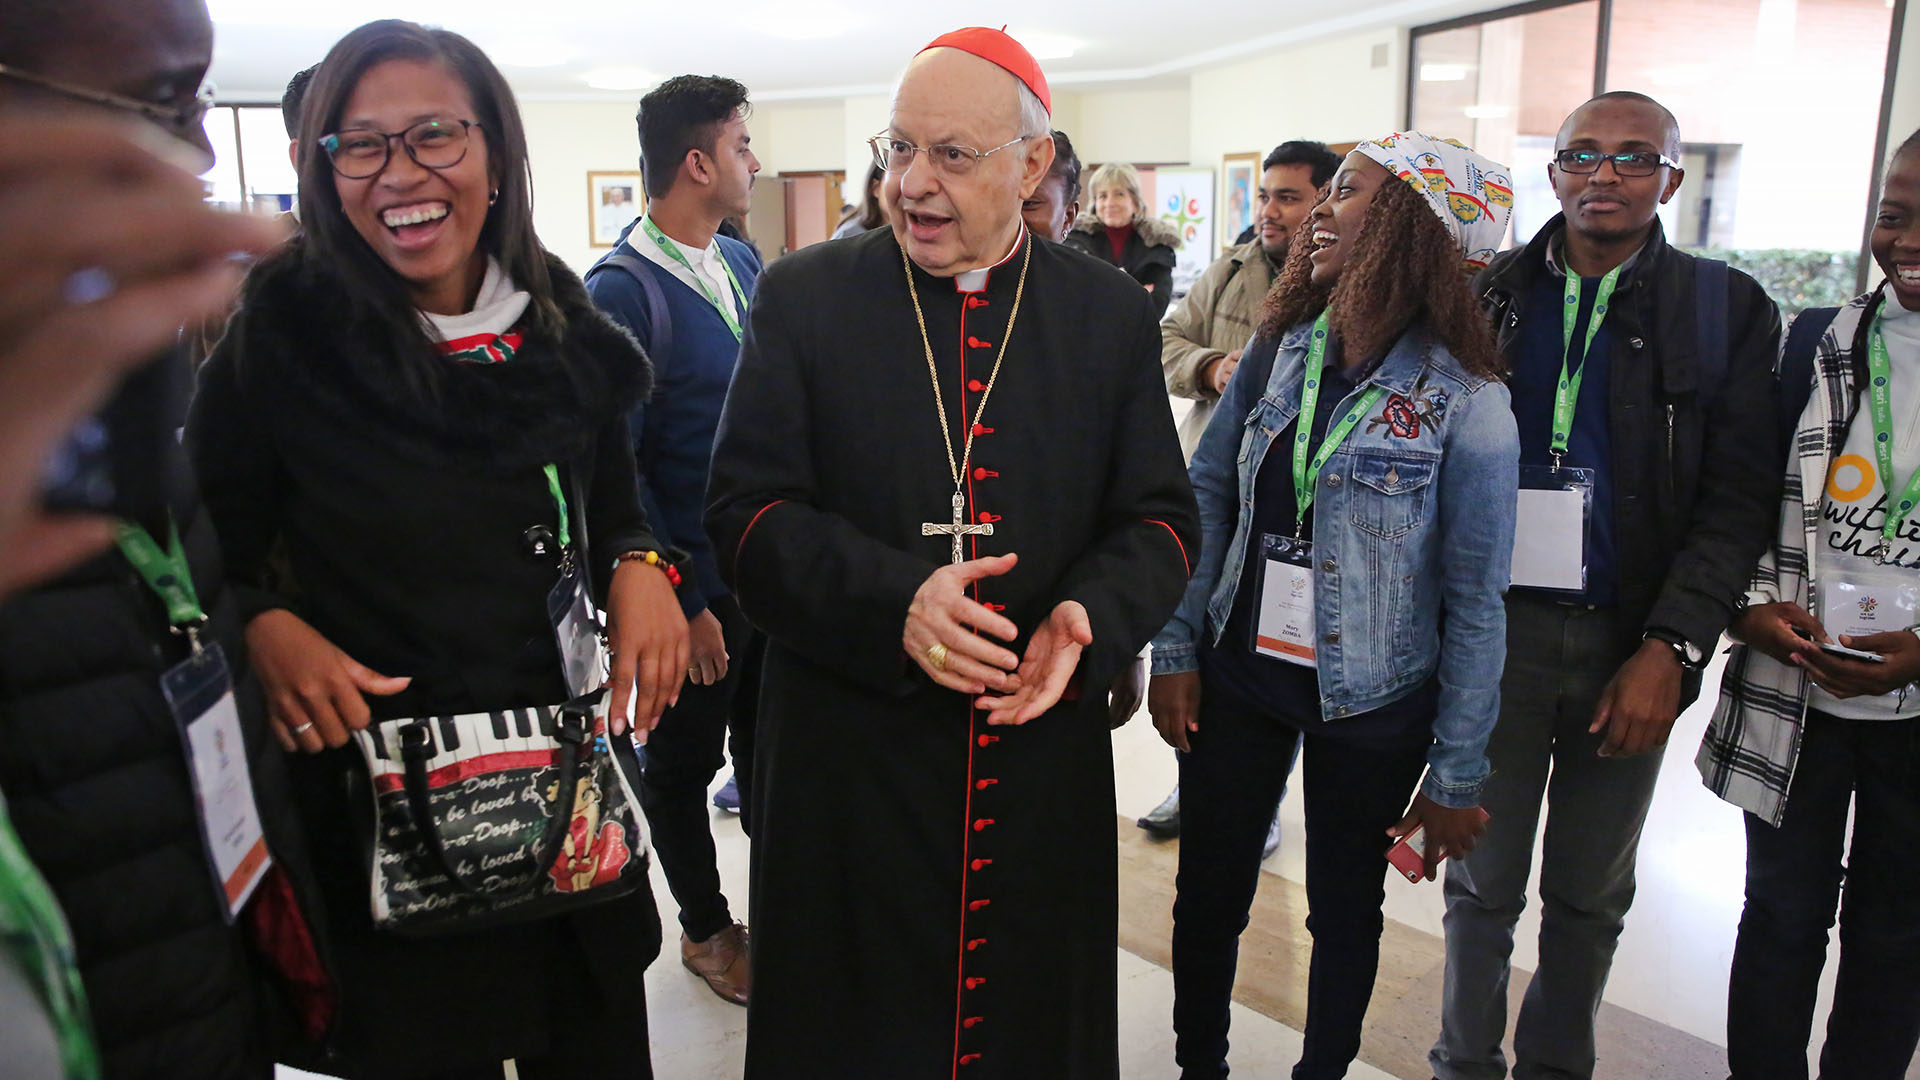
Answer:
[{"left": 922, "top": 490, "right": 995, "bottom": 564}]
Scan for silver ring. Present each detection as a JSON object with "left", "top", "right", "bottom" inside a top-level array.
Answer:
[
  {"left": 292, "top": 721, "right": 315, "bottom": 734},
  {"left": 61, "top": 267, "right": 117, "bottom": 306}
]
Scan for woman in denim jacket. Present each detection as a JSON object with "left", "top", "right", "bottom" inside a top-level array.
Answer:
[{"left": 1147, "top": 133, "right": 1520, "bottom": 1080}]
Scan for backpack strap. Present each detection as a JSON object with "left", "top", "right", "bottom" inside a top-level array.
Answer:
[
  {"left": 585, "top": 252, "right": 673, "bottom": 383},
  {"left": 1778, "top": 306, "right": 1840, "bottom": 457},
  {"left": 1691, "top": 256, "right": 1730, "bottom": 412}
]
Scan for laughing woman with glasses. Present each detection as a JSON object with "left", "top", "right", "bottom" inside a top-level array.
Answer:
[{"left": 187, "top": 19, "right": 687, "bottom": 1080}]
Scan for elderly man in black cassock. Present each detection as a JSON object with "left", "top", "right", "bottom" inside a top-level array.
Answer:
[{"left": 706, "top": 26, "right": 1198, "bottom": 1079}]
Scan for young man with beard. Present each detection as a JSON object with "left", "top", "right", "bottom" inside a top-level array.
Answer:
[
  {"left": 1432, "top": 92, "right": 1782, "bottom": 1080},
  {"left": 585, "top": 73, "right": 763, "bottom": 1007},
  {"left": 1138, "top": 140, "right": 1339, "bottom": 846}
]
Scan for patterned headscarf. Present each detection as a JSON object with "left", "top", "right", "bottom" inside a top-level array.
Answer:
[{"left": 1353, "top": 132, "right": 1514, "bottom": 273}]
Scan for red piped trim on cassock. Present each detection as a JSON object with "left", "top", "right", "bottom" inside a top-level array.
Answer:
[
  {"left": 732, "top": 499, "right": 787, "bottom": 585},
  {"left": 1146, "top": 518, "right": 1192, "bottom": 576}
]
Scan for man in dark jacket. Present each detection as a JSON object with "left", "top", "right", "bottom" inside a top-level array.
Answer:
[
  {"left": 584, "top": 73, "right": 763, "bottom": 1007},
  {"left": 1432, "top": 92, "right": 1781, "bottom": 1080},
  {"left": 0, "top": 3, "right": 329, "bottom": 1077}
]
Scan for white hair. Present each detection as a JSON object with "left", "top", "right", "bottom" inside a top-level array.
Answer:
[{"left": 1015, "top": 80, "right": 1050, "bottom": 139}]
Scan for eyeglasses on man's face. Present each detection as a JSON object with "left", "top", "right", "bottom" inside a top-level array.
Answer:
[
  {"left": 868, "top": 133, "right": 1033, "bottom": 178},
  {"left": 319, "top": 119, "right": 481, "bottom": 180},
  {"left": 1552, "top": 148, "right": 1681, "bottom": 178},
  {"left": 0, "top": 62, "right": 215, "bottom": 137}
]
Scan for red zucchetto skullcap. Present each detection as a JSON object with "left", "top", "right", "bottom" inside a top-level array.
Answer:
[{"left": 917, "top": 27, "right": 1051, "bottom": 115}]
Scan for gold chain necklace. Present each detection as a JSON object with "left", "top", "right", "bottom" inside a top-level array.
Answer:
[{"left": 899, "top": 234, "right": 1031, "bottom": 493}]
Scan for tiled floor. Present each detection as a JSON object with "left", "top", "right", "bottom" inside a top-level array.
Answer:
[{"left": 285, "top": 644, "right": 1917, "bottom": 1079}]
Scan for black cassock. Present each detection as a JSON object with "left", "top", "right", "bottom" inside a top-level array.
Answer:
[{"left": 707, "top": 226, "right": 1198, "bottom": 1079}]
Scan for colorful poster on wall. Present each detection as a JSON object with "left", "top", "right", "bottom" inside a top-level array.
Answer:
[
  {"left": 1155, "top": 167, "right": 1215, "bottom": 298},
  {"left": 1221, "top": 153, "right": 1258, "bottom": 249}
]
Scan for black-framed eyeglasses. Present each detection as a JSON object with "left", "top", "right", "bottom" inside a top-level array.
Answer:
[
  {"left": 318, "top": 119, "right": 481, "bottom": 180},
  {"left": 868, "top": 133, "right": 1033, "bottom": 177},
  {"left": 0, "top": 61, "right": 215, "bottom": 137},
  {"left": 1552, "top": 148, "right": 1681, "bottom": 178}
]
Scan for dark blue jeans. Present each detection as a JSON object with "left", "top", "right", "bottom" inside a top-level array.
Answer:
[
  {"left": 1172, "top": 683, "right": 1429, "bottom": 1080},
  {"left": 636, "top": 595, "right": 760, "bottom": 943},
  {"left": 1727, "top": 708, "right": 1920, "bottom": 1079}
]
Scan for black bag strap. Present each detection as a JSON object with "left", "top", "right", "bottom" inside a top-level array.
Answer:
[
  {"left": 397, "top": 697, "right": 597, "bottom": 899},
  {"left": 1778, "top": 306, "right": 1841, "bottom": 456},
  {"left": 1691, "top": 256, "right": 1730, "bottom": 412},
  {"left": 585, "top": 252, "right": 673, "bottom": 383}
]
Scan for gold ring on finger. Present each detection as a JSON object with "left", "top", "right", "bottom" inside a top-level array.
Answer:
[{"left": 926, "top": 642, "right": 949, "bottom": 672}]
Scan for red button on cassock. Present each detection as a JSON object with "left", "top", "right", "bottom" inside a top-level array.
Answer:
[
  {"left": 969, "top": 898, "right": 992, "bottom": 911},
  {"left": 970, "top": 858, "right": 993, "bottom": 870},
  {"left": 967, "top": 937, "right": 988, "bottom": 950},
  {"left": 972, "top": 819, "right": 994, "bottom": 832},
  {"left": 972, "top": 423, "right": 994, "bottom": 436},
  {"left": 973, "top": 467, "right": 998, "bottom": 480},
  {"left": 975, "top": 778, "right": 998, "bottom": 790},
  {"left": 977, "top": 734, "right": 1000, "bottom": 747},
  {"left": 963, "top": 1015, "right": 985, "bottom": 1027},
  {"left": 967, "top": 379, "right": 985, "bottom": 392},
  {"left": 977, "top": 513, "right": 1002, "bottom": 524},
  {"left": 960, "top": 1052, "right": 983, "bottom": 1065},
  {"left": 967, "top": 336, "right": 993, "bottom": 349},
  {"left": 965, "top": 977, "right": 987, "bottom": 990},
  {"left": 967, "top": 295, "right": 989, "bottom": 308}
]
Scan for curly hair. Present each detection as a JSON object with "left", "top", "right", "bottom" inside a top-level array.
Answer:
[{"left": 1259, "top": 176, "right": 1503, "bottom": 379}]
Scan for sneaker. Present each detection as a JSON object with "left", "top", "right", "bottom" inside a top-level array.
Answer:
[
  {"left": 1137, "top": 784, "right": 1180, "bottom": 838},
  {"left": 1262, "top": 809, "right": 1283, "bottom": 860},
  {"left": 712, "top": 773, "right": 741, "bottom": 814}
]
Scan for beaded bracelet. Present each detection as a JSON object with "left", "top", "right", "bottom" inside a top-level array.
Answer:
[{"left": 615, "top": 549, "right": 683, "bottom": 587}]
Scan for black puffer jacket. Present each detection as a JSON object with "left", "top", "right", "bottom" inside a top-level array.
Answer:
[
  {"left": 0, "top": 354, "right": 329, "bottom": 1079},
  {"left": 1065, "top": 213, "right": 1181, "bottom": 318}
]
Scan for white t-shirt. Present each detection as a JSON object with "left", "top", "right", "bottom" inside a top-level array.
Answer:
[{"left": 1812, "top": 296, "right": 1920, "bottom": 718}]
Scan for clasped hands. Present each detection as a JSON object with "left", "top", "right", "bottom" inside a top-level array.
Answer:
[{"left": 904, "top": 552, "right": 1093, "bottom": 726}]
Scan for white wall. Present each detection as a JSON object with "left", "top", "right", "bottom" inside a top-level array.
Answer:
[
  {"left": 1188, "top": 26, "right": 1404, "bottom": 181},
  {"left": 1059, "top": 86, "right": 1193, "bottom": 165},
  {"left": 520, "top": 100, "right": 637, "bottom": 273}
]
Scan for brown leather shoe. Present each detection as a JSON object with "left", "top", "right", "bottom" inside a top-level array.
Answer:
[{"left": 681, "top": 922, "right": 751, "bottom": 1006}]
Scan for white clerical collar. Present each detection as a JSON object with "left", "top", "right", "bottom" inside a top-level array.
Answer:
[{"left": 953, "top": 230, "right": 1026, "bottom": 293}]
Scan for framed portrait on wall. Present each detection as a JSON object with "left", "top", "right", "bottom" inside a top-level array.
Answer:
[
  {"left": 588, "top": 171, "right": 645, "bottom": 248},
  {"left": 1221, "top": 153, "right": 1258, "bottom": 248}
]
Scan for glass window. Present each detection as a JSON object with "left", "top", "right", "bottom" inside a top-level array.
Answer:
[
  {"left": 238, "top": 106, "right": 299, "bottom": 213},
  {"left": 201, "top": 106, "right": 243, "bottom": 209},
  {"left": 1607, "top": 0, "right": 1895, "bottom": 308},
  {"left": 1411, "top": 2, "right": 1601, "bottom": 247}
]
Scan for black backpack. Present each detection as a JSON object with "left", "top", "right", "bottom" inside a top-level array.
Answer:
[{"left": 1775, "top": 305, "right": 1842, "bottom": 455}]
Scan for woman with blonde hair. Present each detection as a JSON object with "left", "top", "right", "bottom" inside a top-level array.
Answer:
[{"left": 1066, "top": 161, "right": 1180, "bottom": 316}]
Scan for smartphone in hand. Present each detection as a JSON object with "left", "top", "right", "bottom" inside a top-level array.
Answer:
[
  {"left": 1793, "top": 627, "right": 1889, "bottom": 665},
  {"left": 1387, "top": 807, "right": 1491, "bottom": 883}
]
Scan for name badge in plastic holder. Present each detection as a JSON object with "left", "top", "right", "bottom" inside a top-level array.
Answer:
[
  {"left": 1509, "top": 464, "right": 1595, "bottom": 595},
  {"left": 548, "top": 561, "right": 607, "bottom": 699},
  {"left": 1252, "top": 533, "right": 1318, "bottom": 668},
  {"left": 161, "top": 644, "right": 271, "bottom": 921},
  {"left": 1821, "top": 561, "right": 1920, "bottom": 642}
]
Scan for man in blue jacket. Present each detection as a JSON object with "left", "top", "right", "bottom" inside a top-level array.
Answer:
[{"left": 585, "top": 73, "right": 762, "bottom": 1007}]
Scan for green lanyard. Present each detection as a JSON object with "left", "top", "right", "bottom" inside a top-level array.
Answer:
[
  {"left": 542, "top": 464, "right": 572, "bottom": 550},
  {"left": 1864, "top": 318, "right": 1920, "bottom": 563},
  {"left": 1292, "top": 311, "right": 1387, "bottom": 534},
  {"left": 641, "top": 217, "right": 747, "bottom": 342},
  {"left": 113, "top": 519, "right": 205, "bottom": 630},
  {"left": 1551, "top": 263, "right": 1622, "bottom": 464},
  {"left": 0, "top": 795, "right": 100, "bottom": 1080}
]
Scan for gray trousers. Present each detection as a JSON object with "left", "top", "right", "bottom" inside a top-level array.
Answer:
[{"left": 1431, "top": 595, "right": 1667, "bottom": 1080}]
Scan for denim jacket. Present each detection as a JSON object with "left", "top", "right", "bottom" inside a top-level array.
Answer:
[{"left": 1151, "top": 319, "right": 1519, "bottom": 807}]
